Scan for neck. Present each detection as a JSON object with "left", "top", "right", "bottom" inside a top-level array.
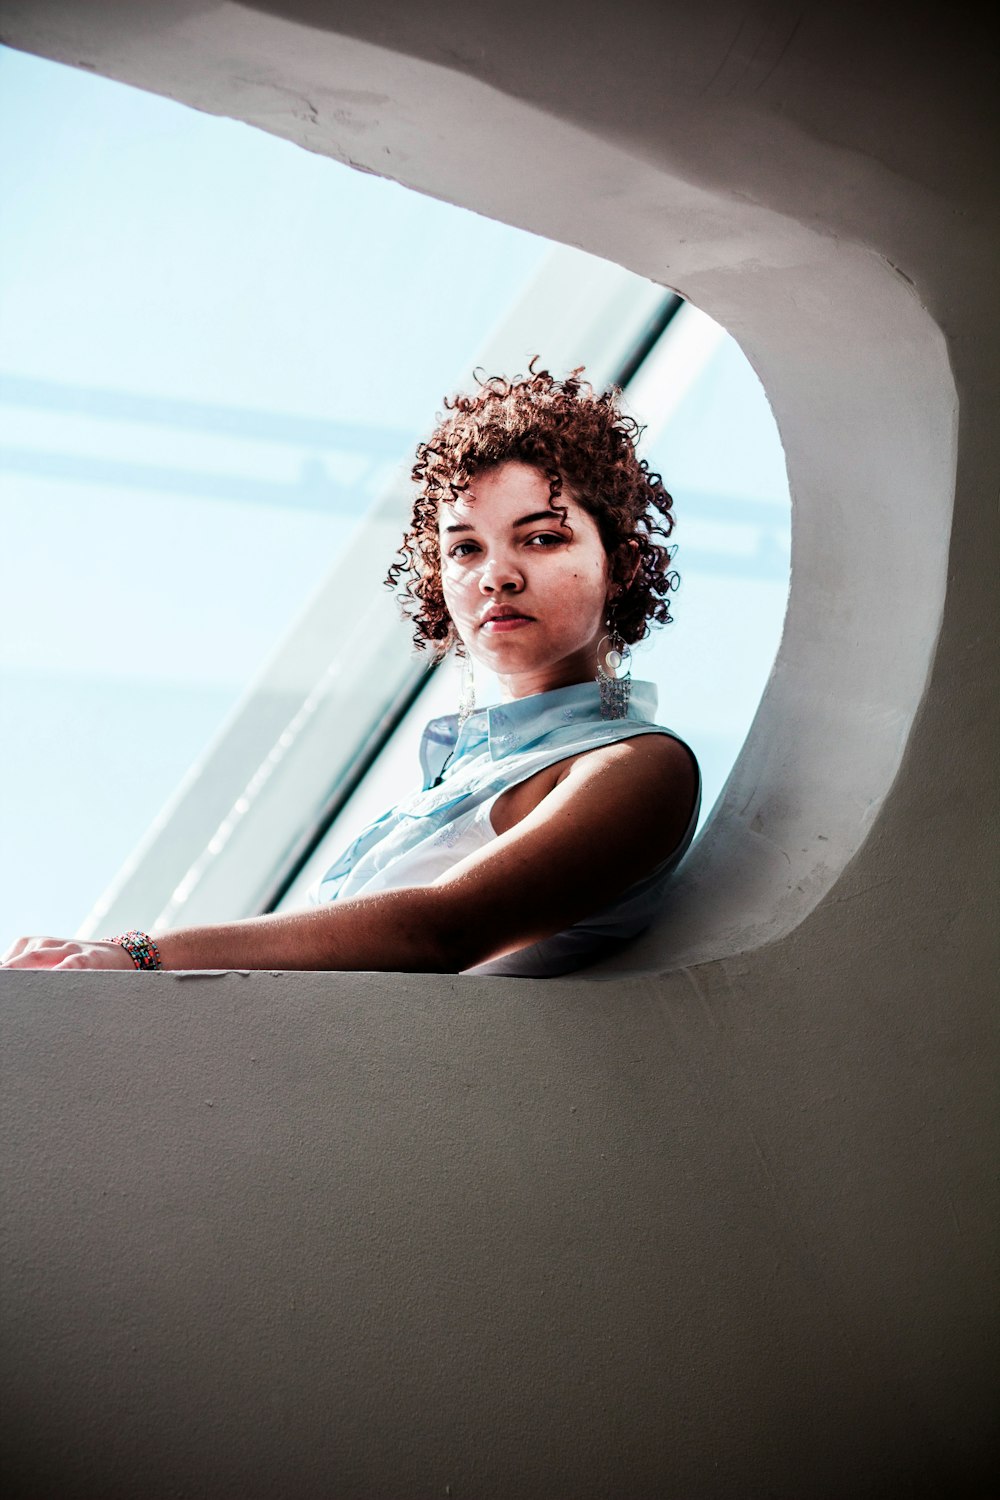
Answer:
[{"left": 495, "top": 650, "right": 598, "bottom": 702}]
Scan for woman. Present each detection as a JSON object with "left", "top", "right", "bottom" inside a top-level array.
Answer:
[{"left": 0, "top": 364, "right": 700, "bottom": 977}]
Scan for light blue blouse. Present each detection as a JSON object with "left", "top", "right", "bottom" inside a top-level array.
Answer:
[{"left": 312, "top": 679, "right": 700, "bottom": 977}]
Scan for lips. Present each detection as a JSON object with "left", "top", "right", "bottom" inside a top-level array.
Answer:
[{"left": 479, "top": 608, "right": 535, "bottom": 629}]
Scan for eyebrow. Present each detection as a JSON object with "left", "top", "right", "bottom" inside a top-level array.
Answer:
[{"left": 443, "top": 510, "right": 570, "bottom": 535}]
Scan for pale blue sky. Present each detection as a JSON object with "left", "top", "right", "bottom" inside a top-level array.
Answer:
[{"left": 0, "top": 47, "right": 550, "bottom": 422}]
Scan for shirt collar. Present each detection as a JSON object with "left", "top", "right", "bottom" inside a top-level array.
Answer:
[{"left": 420, "top": 679, "right": 659, "bottom": 783}]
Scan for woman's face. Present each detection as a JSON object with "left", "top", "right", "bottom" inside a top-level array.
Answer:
[{"left": 438, "top": 460, "right": 612, "bottom": 700}]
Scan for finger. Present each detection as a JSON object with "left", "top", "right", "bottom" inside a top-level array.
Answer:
[
  {"left": 1, "top": 936, "right": 36, "bottom": 963},
  {"left": 2, "top": 945, "right": 72, "bottom": 970},
  {"left": 52, "top": 944, "right": 135, "bottom": 971},
  {"left": 7, "top": 936, "right": 66, "bottom": 955}
]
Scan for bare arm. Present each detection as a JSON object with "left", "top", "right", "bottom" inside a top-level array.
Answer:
[
  {"left": 428, "top": 732, "right": 697, "bottom": 968},
  {"left": 1, "top": 735, "right": 696, "bottom": 974},
  {"left": 155, "top": 886, "right": 456, "bottom": 973}
]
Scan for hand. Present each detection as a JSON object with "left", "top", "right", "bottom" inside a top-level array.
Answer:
[{"left": 0, "top": 936, "right": 136, "bottom": 971}]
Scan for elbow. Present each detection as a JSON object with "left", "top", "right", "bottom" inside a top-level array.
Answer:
[{"left": 412, "top": 887, "right": 489, "bottom": 974}]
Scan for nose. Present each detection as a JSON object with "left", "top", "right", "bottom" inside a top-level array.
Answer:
[{"left": 478, "top": 552, "right": 524, "bottom": 594}]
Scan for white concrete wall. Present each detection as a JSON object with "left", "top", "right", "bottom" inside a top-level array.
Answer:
[{"left": 1, "top": 2, "right": 996, "bottom": 1495}]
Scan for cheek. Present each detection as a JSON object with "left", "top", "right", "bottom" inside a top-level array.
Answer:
[
  {"left": 559, "top": 555, "right": 608, "bottom": 603},
  {"left": 440, "top": 562, "right": 477, "bottom": 618}
]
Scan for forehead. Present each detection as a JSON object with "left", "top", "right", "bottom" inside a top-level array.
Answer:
[{"left": 437, "top": 460, "right": 582, "bottom": 531}]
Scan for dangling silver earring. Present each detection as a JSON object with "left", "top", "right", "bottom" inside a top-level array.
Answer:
[
  {"left": 458, "top": 650, "right": 476, "bottom": 727},
  {"left": 596, "top": 617, "right": 632, "bottom": 720}
]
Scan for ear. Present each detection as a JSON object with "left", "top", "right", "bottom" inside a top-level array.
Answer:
[{"left": 611, "top": 539, "right": 641, "bottom": 596}]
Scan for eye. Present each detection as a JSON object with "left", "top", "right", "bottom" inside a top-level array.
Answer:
[
  {"left": 526, "top": 531, "right": 566, "bottom": 548},
  {"left": 448, "top": 540, "right": 480, "bottom": 559}
]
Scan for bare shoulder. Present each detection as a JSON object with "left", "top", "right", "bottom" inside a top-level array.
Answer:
[
  {"left": 560, "top": 731, "right": 698, "bottom": 801},
  {"left": 556, "top": 731, "right": 699, "bottom": 860},
  {"left": 491, "top": 731, "right": 696, "bottom": 839}
]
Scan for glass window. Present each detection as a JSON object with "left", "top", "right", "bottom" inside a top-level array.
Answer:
[
  {"left": 1, "top": 47, "right": 789, "bottom": 954},
  {"left": 0, "top": 45, "right": 549, "bottom": 953},
  {"left": 625, "top": 301, "right": 791, "bottom": 821},
  {"left": 0, "top": 46, "right": 670, "bottom": 951}
]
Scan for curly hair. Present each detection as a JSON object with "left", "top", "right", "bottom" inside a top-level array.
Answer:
[{"left": 385, "top": 358, "right": 678, "bottom": 658}]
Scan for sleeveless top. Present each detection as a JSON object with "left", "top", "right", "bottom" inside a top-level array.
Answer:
[{"left": 310, "top": 679, "right": 701, "bottom": 977}]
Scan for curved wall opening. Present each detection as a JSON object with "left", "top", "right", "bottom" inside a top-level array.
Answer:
[
  {"left": 3, "top": 5, "right": 957, "bottom": 975},
  {"left": 0, "top": 46, "right": 791, "bottom": 955}
]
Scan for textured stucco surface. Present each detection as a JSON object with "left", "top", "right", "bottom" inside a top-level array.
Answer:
[{"left": 1, "top": 2, "right": 997, "bottom": 1496}]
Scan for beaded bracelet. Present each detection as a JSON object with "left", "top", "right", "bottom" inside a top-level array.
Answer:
[{"left": 105, "top": 929, "right": 162, "bottom": 971}]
